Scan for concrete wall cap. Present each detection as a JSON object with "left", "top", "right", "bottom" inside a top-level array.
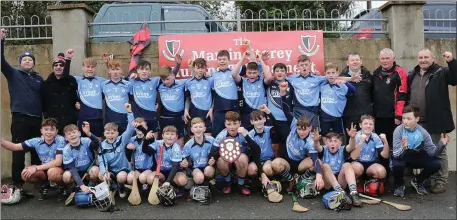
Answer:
[
  {"left": 47, "top": 3, "right": 96, "bottom": 15},
  {"left": 380, "top": 1, "right": 426, "bottom": 11}
]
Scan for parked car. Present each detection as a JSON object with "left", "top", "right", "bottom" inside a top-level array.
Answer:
[
  {"left": 91, "top": 2, "right": 228, "bottom": 42},
  {"left": 343, "top": 1, "right": 456, "bottom": 39}
]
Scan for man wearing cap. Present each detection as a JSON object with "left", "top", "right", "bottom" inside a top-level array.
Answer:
[
  {"left": 1, "top": 28, "right": 43, "bottom": 189},
  {"left": 41, "top": 50, "right": 79, "bottom": 134}
]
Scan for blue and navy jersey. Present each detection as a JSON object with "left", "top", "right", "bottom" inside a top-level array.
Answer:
[
  {"left": 75, "top": 76, "right": 105, "bottom": 120},
  {"left": 266, "top": 80, "right": 293, "bottom": 121},
  {"left": 185, "top": 76, "right": 213, "bottom": 111},
  {"left": 213, "top": 128, "right": 248, "bottom": 154},
  {"left": 248, "top": 126, "right": 274, "bottom": 161},
  {"left": 147, "top": 140, "right": 182, "bottom": 171},
  {"left": 102, "top": 79, "right": 132, "bottom": 124},
  {"left": 130, "top": 77, "right": 160, "bottom": 120},
  {"left": 321, "top": 146, "right": 348, "bottom": 175},
  {"left": 356, "top": 131, "right": 384, "bottom": 163},
  {"left": 129, "top": 137, "right": 153, "bottom": 170},
  {"left": 182, "top": 136, "right": 215, "bottom": 168},
  {"left": 240, "top": 77, "right": 266, "bottom": 113},
  {"left": 286, "top": 73, "right": 327, "bottom": 111},
  {"left": 320, "top": 82, "right": 349, "bottom": 118},
  {"left": 212, "top": 69, "right": 239, "bottom": 111},
  {"left": 21, "top": 135, "right": 66, "bottom": 164},
  {"left": 62, "top": 137, "right": 95, "bottom": 172},
  {"left": 97, "top": 113, "right": 135, "bottom": 174},
  {"left": 286, "top": 121, "right": 317, "bottom": 161},
  {"left": 157, "top": 79, "right": 186, "bottom": 117}
]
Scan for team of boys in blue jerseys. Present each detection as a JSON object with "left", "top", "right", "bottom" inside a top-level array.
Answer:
[{"left": 1, "top": 40, "right": 451, "bottom": 210}]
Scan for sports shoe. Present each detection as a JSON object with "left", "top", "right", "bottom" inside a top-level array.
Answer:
[
  {"left": 431, "top": 182, "right": 446, "bottom": 194},
  {"left": 393, "top": 184, "right": 405, "bottom": 197},
  {"left": 223, "top": 182, "right": 232, "bottom": 194},
  {"left": 57, "top": 186, "right": 67, "bottom": 201},
  {"left": 411, "top": 177, "right": 428, "bottom": 195},
  {"left": 38, "top": 185, "right": 48, "bottom": 201},
  {"left": 350, "top": 193, "right": 362, "bottom": 207},
  {"left": 142, "top": 184, "right": 149, "bottom": 192},
  {"left": 118, "top": 186, "right": 126, "bottom": 198},
  {"left": 240, "top": 185, "right": 251, "bottom": 196}
]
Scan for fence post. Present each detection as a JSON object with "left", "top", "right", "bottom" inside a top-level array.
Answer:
[
  {"left": 380, "top": 1, "right": 425, "bottom": 69},
  {"left": 237, "top": 8, "right": 242, "bottom": 32},
  {"left": 48, "top": 3, "right": 95, "bottom": 75}
]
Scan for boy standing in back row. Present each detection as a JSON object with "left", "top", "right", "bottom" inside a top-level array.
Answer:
[{"left": 211, "top": 50, "right": 242, "bottom": 136}]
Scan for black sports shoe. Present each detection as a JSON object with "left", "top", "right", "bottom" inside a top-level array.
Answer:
[
  {"left": 57, "top": 186, "right": 67, "bottom": 201},
  {"left": 411, "top": 177, "right": 428, "bottom": 195},
  {"left": 394, "top": 184, "right": 405, "bottom": 197},
  {"left": 350, "top": 193, "right": 362, "bottom": 207},
  {"left": 38, "top": 185, "right": 48, "bottom": 201}
]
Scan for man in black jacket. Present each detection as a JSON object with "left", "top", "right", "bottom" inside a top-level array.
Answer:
[
  {"left": 41, "top": 49, "right": 79, "bottom": 134},
  {"left": 340, "top": 52, "right": 373, "bottom": 143},
  {"left": 1, "top": 28, "right": 42, "bottom": 189},
  {"left": 407, "top": 49, "right": 456, "bottom": 194}
]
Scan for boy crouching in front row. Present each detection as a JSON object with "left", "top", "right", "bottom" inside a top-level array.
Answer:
[{"left": 1, "top": 119, "right": 66, "bottom": 201}]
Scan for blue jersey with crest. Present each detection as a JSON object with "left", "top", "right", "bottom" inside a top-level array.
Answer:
[
  {"left": 266, "top": 80, "right": 292, "bottom": 121},
  {"left": 185, "top": 76, "right": 213, "bottom": 111},
  {"left": 148, "top": 140, "right": 182, "bottom": 171},
  {"left": 97, "top": 113, "right": 135, "bottom": 174},
  {"left": 75, "top": 76, "right": 105, "bottom": 120},
  {"left": 320, "top": 82, "right": 349, "bottom": 118},
  {"left": 213, "top": 128, "right": 248, "bottom": 154},
  {"left": 248, "top": 126, "right": 274, "bottom": 161},
  {"left": 286, "top": 73, "right": 327, "bottom": 111},
  {"left": 157, "top": 79, "right": 186, "bottom": 117},
  {"left": 102, "top": 79, "right": 132, "bottom": 124},
  {"left": 129, "top": 137, "right": 154, "bottom": 170},
  {"left": 402, "top": 127, "right": 424, "bottom": 150},
  {"left": 322, "top": 146, "right": 347, "bottom": 175},
  {"left": 286, "top": 121, "right": 317, "bottom": 161},
  {"left": 240, "top": 78, "right": 266, "bottom": 113},
  {"left": 212, "top": 69, "right": 239, "bottom": 111},
  {"left": 130, "top": 77, "right": 160, "bottom": 120},
  {"left": 182, "top": 136, "right": 215, "bottom": 168},
  {"left": 356, "top": 131, "right": 384, "bottom": 163},
  {"left": 22, "top": 135, "right": 66, "bottom": 164},
  {"left": 62, "top": 137, "right": 96, "bottom": 172}
]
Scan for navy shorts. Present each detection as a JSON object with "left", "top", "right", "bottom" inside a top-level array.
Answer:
[
  {"left": 320, "top": 118, "right": 345, "bottom": 136},
  {"left": 78, "top": 118, "right": 103, "bottom": 137},
  {"left": 159, "top": 115, "right": 186, "bottom": 138},
  {"left": 145, "top": 119, "right": 159, "bottom": 133},
  {"left": 290, "top": 159, "right": 301, "bottom": 174},
  {"left": 212, "top": 110, "right": 229, "bottom": 137},
  {"left": 359, "top": 161, "right": 375, "bottom": 172},
  {"left": 294, "top": 107, "right": 320, "bottom": 131},
  {"left": 189, "top": 108, "right": 212, "bottom": 134}
]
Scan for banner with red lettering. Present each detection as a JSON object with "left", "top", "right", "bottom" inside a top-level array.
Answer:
[{"left": 158, "top": 31, "right": 324, "bottom": 79}]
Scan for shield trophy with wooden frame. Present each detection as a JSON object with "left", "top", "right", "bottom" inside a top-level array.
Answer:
[{"left": 219, "top": 138, "right": 242, "bottom": 163}]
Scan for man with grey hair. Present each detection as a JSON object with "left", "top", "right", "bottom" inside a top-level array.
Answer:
[
  {"left": 372, "top": 48, "right": 409, "bottom": 181},
  {"left": 407, "top": 48, "right": 456, "bottom": 193}
]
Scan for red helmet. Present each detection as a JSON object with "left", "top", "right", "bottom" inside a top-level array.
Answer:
[{"left": 364, "top": 179, "right": 385, "bottom": 197}]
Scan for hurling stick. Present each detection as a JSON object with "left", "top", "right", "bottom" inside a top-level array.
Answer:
[
  {"left": 360, "top": 199, "right": 380, "bottom": 205},
  {"left": 148, "top": 145, "right": 164, "bottom": 205},
  {"left": 358, "top": 193, "right": 411, "bottom": 211},
  {"left": 289, "top": 192, "right": 308, "bottom": 212},
  {"left": 128, "top": 172, "right": 141, "bottom": 206}
]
